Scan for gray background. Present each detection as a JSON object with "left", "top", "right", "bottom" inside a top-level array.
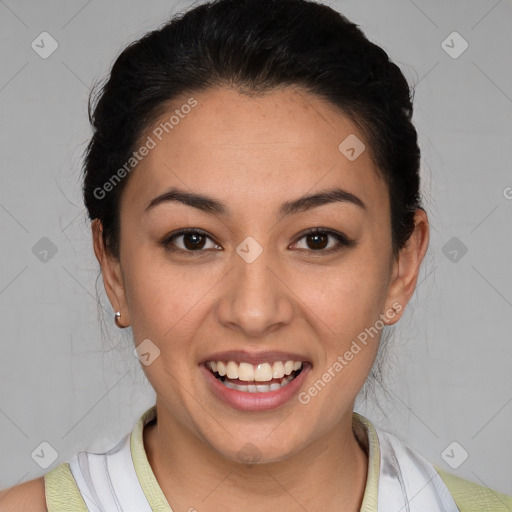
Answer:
[{"left": 1, "top": 0, "right": 511, "bottom": 497}]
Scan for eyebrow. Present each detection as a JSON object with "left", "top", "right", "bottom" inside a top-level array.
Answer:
[{"left": 144, "top": 186, "right": 366, "bottom": 217}]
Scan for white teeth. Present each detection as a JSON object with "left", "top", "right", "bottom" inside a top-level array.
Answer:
[
  {"left": 206, "top": 360, "right": 304, "bottom": 382},
  {"left": 284, "top": 361, "right": 294, "bottom": 375},
  {"left": 226, "top": 361, "right": 238, "bottom": 379},
  {"left": 220, "top": 374, "right": 295, "bottom": 393},
  {"left": 238, "top": 362, "right": 254, "bottom": 381},
  {"left": 272, "top": 361, "right": 284, "bottom": 378},
  {"left": 255, "top": 363, "right": 273, "bottom": 382},
  {"left": 217, "top": 361, "right": 227, "bottom": 376}
]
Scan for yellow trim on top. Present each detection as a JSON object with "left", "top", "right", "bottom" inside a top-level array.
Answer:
[
  {"left": 354, "top": 412, "right": 381, "bottom": 512},
  {"left": 131, "top": 405, "right": 174, "bottom": 511},
  {"left": 44, "top": 462, "right": 89, "bottom": 512},
  {"left": 130, "top": 405, "right": 381, "bottom": 512},
  {"left": 43, "top": 404, "right": 512, "bottom": 512},
  {"left": 434, "top": 467, "right": 512, "bottom": 512}
]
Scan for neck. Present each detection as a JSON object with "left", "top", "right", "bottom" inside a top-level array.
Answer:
[{"left": 143, "top": 401, "right": 368, "bottom": 512}]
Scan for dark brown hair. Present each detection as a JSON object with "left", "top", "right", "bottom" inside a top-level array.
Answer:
[{"left": 83, "top": 0, "right": 421, "bottom": 259}]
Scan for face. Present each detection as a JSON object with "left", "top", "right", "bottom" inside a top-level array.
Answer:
[{"left": 94, "top": 86, "right": 428, "bottom": 464}]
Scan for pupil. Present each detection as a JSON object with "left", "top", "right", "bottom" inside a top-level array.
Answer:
[
  {"left": 308, "top": 233, "right": 327, "bottom": 250},
  {"left": 184, "top": 233, "right": 205, "bottom": 250}
]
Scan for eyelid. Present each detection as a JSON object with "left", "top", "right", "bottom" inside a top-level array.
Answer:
[
  {"left": 290, "top": 227, "right": 356, "bottom": 252},
  {"left": 161, "top": 227, "right": 355, "bottom": 254},
  {"left": 162, "top": 228, "right": 221, "bottom": 253}
]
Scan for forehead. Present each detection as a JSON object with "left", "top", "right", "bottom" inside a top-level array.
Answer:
[{"left": 121, "top": 86, "right": 388, "bottom": 217}]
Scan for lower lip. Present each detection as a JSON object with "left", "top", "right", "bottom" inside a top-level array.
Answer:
[{"left": 199, "top": 363, "right": 311, "bottom": 412}]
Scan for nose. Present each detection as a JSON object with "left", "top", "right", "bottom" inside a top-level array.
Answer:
[{"left": 215, "top": 243, "right": 294, "bottom": 338}]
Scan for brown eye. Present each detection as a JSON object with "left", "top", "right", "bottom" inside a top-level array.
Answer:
[
  {"left": 182, "top": 232, "right": 207, "bottom": 250},
  {"left": 293, "top": 228, "right": 355, "bottom": 254},
  {"left": 161, "top": 229, "right": 221, "bottom": 252},
  {"left": 306, "top": 232, "right": 329, "bottom": 250}
]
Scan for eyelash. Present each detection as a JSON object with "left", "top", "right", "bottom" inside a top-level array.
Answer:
[{"left": 160, "top": 227, "right": 355, "bottom": 256}]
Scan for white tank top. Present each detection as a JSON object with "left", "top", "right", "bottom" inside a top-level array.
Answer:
[
  {"left": 61, "top": 405, "right": 459, "bottom": 512},
  {"left": 69, "top": 432, "right": 151, "bottom": 512}
]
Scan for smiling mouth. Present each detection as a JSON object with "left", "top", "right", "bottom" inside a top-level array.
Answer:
[{"left": 205, "top": 360, "right": 306, "bottom": 393}]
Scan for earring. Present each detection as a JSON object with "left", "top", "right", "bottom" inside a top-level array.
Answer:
[{"left": 114, "top": 311, "right": 125, "bottom": 328}]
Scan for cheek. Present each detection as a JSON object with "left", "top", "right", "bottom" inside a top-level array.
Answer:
[
  {"left": 295, "top": 261, "right": 389, "bottom": 418},
  {"left": 300, "top": 255, "right": 391, "bottom": 335},
  {"left": 121, "top": 245, "right": 216, "bottom": 345}
]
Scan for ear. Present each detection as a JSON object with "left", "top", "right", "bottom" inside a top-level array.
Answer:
[
  {"left": 383, "top": 209, "right": 429, "bottom": 325},
  {"left": 91, "top": 219, "right": 131, "bottom": 328}
]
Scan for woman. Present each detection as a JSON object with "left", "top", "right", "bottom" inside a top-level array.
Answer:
[{"left": 1, "top": 0, "right": 510, "bottom": 510}]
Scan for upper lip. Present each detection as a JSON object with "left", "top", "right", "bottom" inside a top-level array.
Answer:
[{"left": 200, "top": 350, "right": 311, "bottom": 366}]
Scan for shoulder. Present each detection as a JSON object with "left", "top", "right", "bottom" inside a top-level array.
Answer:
[
  {"left": 0, "top": 476, "right": 47, "bottom": 512},
  {"left": 362, "top": 418, "right": 512, "bottom": 511},
  {"left": 435, "top": 467, "right": 512, "bottom": 511}
]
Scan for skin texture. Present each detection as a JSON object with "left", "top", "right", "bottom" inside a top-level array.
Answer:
[
  {"left": 90, "top": 86, "right": 429, "bottom": 512},
  {"left": 0, "top": 477, "right": 47, "bottom": 511}
]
